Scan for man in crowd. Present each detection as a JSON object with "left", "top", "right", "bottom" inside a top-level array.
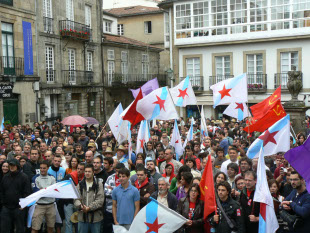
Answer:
[
  {"left": 103, "top": 157, "right": 115, "bottom": 183},
  {"left": 23, "top": 148, "right": 41, "bottom": 181},
  {"left": 88, "top": 142, "right": 101, "bottom": 158},
  {"left": 146, "top": 159, "right": 162, "bottom": 191},
  {"left": 237, "top": 157, "right": 252, "bottom": 178},
  {"left": 48, "top": 155, "right": 66, "bottom": 182},
  {"left": 221, "top": 147, "right": 239, "bottom": 175},
  {"left": 217, "top": 130, "right": 229, "bottom": 155},
  {"left": 150, "top": 177, "right": 178, "bottom": 211},
  {"left": 160, "top": 148, "right": 182, "bottom": 174},
  {"left": 112, "top": 168, "right": 140, "bottom": 230},
  {"left": 75, "top": 143, "right": 85, "bottom": 162},
  {"left": 0, "top": 159, "right": 31, "bottom": 233},
  {"left": 85, "top": 151, "right": 94, "bottom": 165},
  {"left": 227, "top": 162, "right": 239, "bottom": 189},
  {"left": 31, "top": 160, "right": 56, "bottom": 233},
  {"left": 74, "top": 164, "right": 104, "bottom": 233},
  {"left": 93, "top": 156, "right": 105, "bottom": 184},
  {"left": 180, "top": 146, "right": 201, "bottom": 170},
  {"left": 113, "top": 145, "right": 129, "bottom": 169},
  {"left": 134, "top": 167, "right": 155, "bottom": 209}
]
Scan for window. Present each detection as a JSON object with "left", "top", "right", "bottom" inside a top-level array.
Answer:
[
  {"left": 107, "top": 61, "right": 115, "bottom": 86},
  {"left": 176, "top": 4, "right": 191, "bottom": 38},
  {"left": 215, "top": 56, "right": 231, "bottom": 82},
  {"left": 105, "top": 21, "right": 112, "bottom": 33},
  {"left": 107, "top": 50, "right": 114, "bottom": 60},
  {"left": 121, "top": 51, "right": 128, "bottom": 82},
  {"left": 271, "top": 0, "right": 290, "bottom": 30},
  {"left": 142, "top": 54, "right": 149, "bottom": 80},
  {"left": 68, "top": 49, "right": 76, "bottom": 84},
  {"left": 144, "top": 21, "right": 152, "bottom": 34},
  {"left": 43, "top": 0, "right": 53, "bottom": 33},
  {"left": 86, "top": 51, "right": 93, "bottom": 71},
  {"left": 85, "top": 5, "right": 91, "bottom": 28},
  {"left": 45, "top": 46, "right": 55, "bottom": 83},
  {"left": 230, "top": 0, "right": 247, "bottom": 34},
  {"left": 186, "top": 58, "right": 200, "bottom": 77},
  {"left": 66, "top": 0, "right": 74, "bottom": 29},
  {"left": 164, "top": 12, "right": 170, "bottom": 43},
  {"left": 280, "top": 51, "right": 299, "bottom": 87},
  {"left": 117, "top": 24, "right": 124, "bottom": 35},
  {"left": 247, "top": 54, "right": 263, "bottom": 84},
  {"left": 249, "top": 0, "right": 267, "bottom": 32},
  {"left": 1, "top": 22, "right": 15, "bottom": 75},
  {"left": 211, "top": 0, "right": 228, "bottom": 35},
  {"left": 292, "top": 0, "right": 310, "bottom": 28},
  {"left": 193, "top": 1, "right": 209, "bottom": 37},
  {"left": 0, "top": 0, "right": 13, "bottom": 6}
]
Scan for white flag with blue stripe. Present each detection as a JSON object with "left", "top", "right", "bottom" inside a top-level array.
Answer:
[
  {"left": 170, "top": 76, "right": 197, "bottom": 107},
  {"left": 223, "top": 102, "right": 249, "bottom": 121},
  {"left": 170, "top": 120, "right": 184, "bottom": 160},
  {"left": 108, "top": 103, "right": 123, "bottom": 138}
]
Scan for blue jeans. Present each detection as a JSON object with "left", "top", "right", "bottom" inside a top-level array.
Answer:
[
  {"left": 64, "top": 203, "right": 75, "bottom": 233},
  {"left": 78, "top": 221, "right": 101, "bottom": 233}
]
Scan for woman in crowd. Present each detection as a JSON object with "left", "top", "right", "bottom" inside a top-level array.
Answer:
[
  {"left": 0, "top": 161, "right": 9, "bottom": 180},
  {"left": 66, "top": 156, "right": 79, "bottom": 174},
  {"left": 214, "top": 172, "right": 227, "bottom": 186},
  {"left": 19, "top": 156, "right": 28, "bottom": 172},
  {"left": 185, "top": 157, "right": 201, "bottom": 178},
  {"left": 62, "top": 151, "right": 72, "bottom": 170},
  {"left": 176, "top": 172, "right": 193, "bottom": 200},
  {"left": 297, "top": 133, "right": 306, "bottom": 145},
  {"left": 170, "top": 165, "right": 191, "bottom": 194},
  {"left": 177, "top": 183, "right": 204, "bottom": 233},
  {"left": 162, "top": 162, "right": 176, "bottom": 186}
]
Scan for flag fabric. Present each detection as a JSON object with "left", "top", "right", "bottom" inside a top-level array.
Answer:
[
  {"left": 0, "top": 117, "right": 4, "bottom": 132},
  {"left": 183, "top": 117, "right": 194, "bottom": 149},
  {"left": 223, "top": 102, "right": 249, "bottom": 121},
  {"left": 200, "top": 106, "right": 208, "bottom": 139},
  {"left": 210, "top": 73, "right": 248, "bottom": 108},
  {"left": 170, "top": 120, "right": 184, "bottom": 160},
  {"left": 284, "top": 136, "right": 310, "bottom": 193},
  {"left": 123, "top": 89, "right": 145, "bottom": 128},
  {"left": 169, "top": 76, "right": 197, "bottom": 107},
  {"left": 19, "top": 179, "right": 80, "bottom": 209},
  {"left": 243, "top": 100, "right": 286, "bottom": 133},
  {"left": 199, "top": 154, "right": 217, "bottom": 219},
  {"left": 108, "top": 103, "right": 123, "bottom": 138},
  {"left": 254, "top": 147, "right": 279, "bottom": 233},
  {"left": 127, "top": 122, "right": 133, "bottom": 160},
  {"left": 136, "top": 87, "right": 178, "bottom": 120},
  {"left": 130, "top": 78, "right": 159, "bottom": 98},
  {"left": 251, "top": 86, "right": 281, "bottom": 121},
  {"left": 113, "top": 198, "right": 187, "bottom": 233},
  {"left": 247, "top": 115, "right": 290, "bottom": 159},
  {"left": 136, "top": 120, "right": 151, "bottom": 154}
]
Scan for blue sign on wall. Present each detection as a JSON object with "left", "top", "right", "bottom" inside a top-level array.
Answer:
[{"left": 22, "top": 21, "right": 33, "bottom": 75}]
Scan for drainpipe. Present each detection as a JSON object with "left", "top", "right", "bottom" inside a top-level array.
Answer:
[
  {"left": 99, "top": 0, "right": 106, "bottom": 123},
  {"left": 169, "top": 7, "right": 173, "bottom": 88},
  {"left": 34, "top": 0, "right": 40, "bottom": 122}
]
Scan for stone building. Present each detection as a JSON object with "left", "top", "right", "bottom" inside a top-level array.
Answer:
[
  {"left": 0, "top": 0, "right": 40, "bottom": 125},
  {"left": 37, "top": 0, "right": 104, "bottom": 125}
]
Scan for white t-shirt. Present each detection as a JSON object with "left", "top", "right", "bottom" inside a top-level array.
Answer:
[{"left": 220, "top": 159, "right": 239, "bottom": 175}]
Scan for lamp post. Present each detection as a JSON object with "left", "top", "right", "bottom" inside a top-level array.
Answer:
[{"left": 166, "top": 68, "right": 174, "bottom": 88}]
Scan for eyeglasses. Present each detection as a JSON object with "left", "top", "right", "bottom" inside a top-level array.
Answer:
[
  {"left": 190, "top": 190, "right": 198, "bottom": 193},
  {"left": 290, "top": 178, "right": 300, "bottom": 182}
]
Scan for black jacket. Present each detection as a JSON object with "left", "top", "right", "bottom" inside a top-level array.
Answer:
[
  {"left": 209, "top": 196, "right": 245, "bottom": 233},
  {"left": 0, "top": 170, "right": 31, "bottom": 209},
  {"left": 177, "top": 197, "right": 204, "bottom": 233},
  {"left": 149, "top": 191, "right": 178, "bottom": 211},
  {"left": 239, "top": 188, "right": 260, "bottom": 233},
  {"left": 23, "top": 160, "right": 40, "bottom": 181}
]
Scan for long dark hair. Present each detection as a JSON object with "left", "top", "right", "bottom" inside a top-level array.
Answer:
[
  {"left": 69, "top": 156, "right": 79, "bottom": 170},
  {"left": 186, "top": 183, "right": 201, "bottom": 201}
]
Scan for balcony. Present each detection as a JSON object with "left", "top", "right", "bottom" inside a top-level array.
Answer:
[
  {"left": 247, "top": 73, "right": 267, "bottom": 93},
  {"left": 59, "top": 20, "right": 92, "bottom": 41},
  {"left": 46, "top": 69, "right": 56, "bottom": 83},
  {"left": 0, "top": 56, "right": 24, "bottom": 77},
  {"left": 274, "top": 73, "right": 303, "bottom": 89},
  {"left": 180, "top": 76, "right": 204, "bottom": 91},
  {"left": 105, "top": 73, "right": 167, "bottom": 88},
  {"left": 43, "top": 17, "right": 53, "bottom": 33},
  {"left": 63, "top": 70, "right": 94, "bottom": 86},
  {"left": 209, "top": 75, "right": 234, "bottom": 86}
]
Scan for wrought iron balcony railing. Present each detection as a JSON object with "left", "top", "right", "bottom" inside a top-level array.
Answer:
[
  {"left": 274, "top": 73, "right": 303, "bottom": 89},
  {"left": 59, "top": 20, "right": 92, "bottom": 41},
  {"left": 104, "top": 73, "right": 167, "bottom": 87},
  {"left": 43, "top": 17, "right": 54, "bottom": 33},
  {"left": 247, "top": 73, "right": 267, "bottom": 92},
  {"left": 180, "top": 76, "right": 204, "bottom": 91},
  {"left": 209, "top": 75, "right": 234, "bottom": 86},
  {"left": 0, "top": 56, "right": 24, "bottom": 76},
  {"left": 63, "top": 70, "right": 94, "bottom": 85}
]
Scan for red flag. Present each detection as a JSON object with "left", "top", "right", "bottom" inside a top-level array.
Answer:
[
  {"left": 199, "top": 154, "right": 216, "bottom": 219},
  {"left": 250, "top": 86, "right": 281, "bottom": 120},
  {"left": 123, "top": 89, "right": 145, "bottom": 129},
  {"left": 244, "top": 99, "right": 286, "bottom": 133}
]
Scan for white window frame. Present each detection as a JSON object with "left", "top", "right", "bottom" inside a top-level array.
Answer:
[
  {"left": 280, "top": 51, "right": 299, "bottom": 88},
  {"left": 144, "top": 21, "right": 152, "bottom": 34},
  {"left": 117, "top": 24, "right": 124, "bottom": 35},
  {"left": 108, "top": 61, "right": 115, "bottom": 86},
  {"left": 247, "top": 54, "right": 263, "bottom": 84},
  {"left": 105, "top": 21, "right": 112, "bottom": 33},
  {"left": 68, "top": 48, "right": 76, "bottom": 84},
  {"left": 85, "top": 5, "right": 91, "bottom": 28},
  {"left": 86, "top": 51, "right": 93, "bottom": 71},
  {"left": 107, "top": 50, "right": 114, "bottom": 60},
  {"left": 45, "top": 45, "right": 55, "bottom": 83},
  {"left": 121, "top": 51, "right": 128, "bottom": 82},
  {"left": 66, "top": 0, "right": 74, "bottom": 29},
  {"left": 142, "top": 54, "right": 149, "bottom": 80},
  {"left": 215, "top": 56, "right": 231, "bottom": 82},
  {"left": 43, "top": 0, "right": 52, "bottom": 18}
]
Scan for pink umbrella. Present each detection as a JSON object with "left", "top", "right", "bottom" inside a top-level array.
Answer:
[{"left": 61, "top": 115, "right": 89, "bottom": 126}]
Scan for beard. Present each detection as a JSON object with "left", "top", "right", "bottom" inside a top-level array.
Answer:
[{"left": 158, "top": 189, "right": 167, "bottom": 194}]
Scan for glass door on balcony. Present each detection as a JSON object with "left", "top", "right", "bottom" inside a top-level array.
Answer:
[
  {"left": 66, "top": 0, "right": 74, "bottom": 29},
  {"left": 247, "top": 54, "right": 263, "bottom": 85},
  {"left": 280, "top": 52, "right": 298, "bottom": 88},
  {"left": 1, "top": 22, "right": 15, "bottom": 75},
  {"left": 45, "top": 46, "right": 55, "bottom": 83},
  {"left": 68, "top": 49, "right": 76, "bottom": 84},
  {"left": 43, "top": 0, "right": 53, "bottom": 33},
  {"left": 186, "top": 57, "right": 200, "bottom": 87},
  {"left": 108, "top": 61, "right": 115, "bottom": 86},
  {"left": 215, "top": 56, "right": 230, "bottom": 82},
  {"left": 121, "top": 51, "right": 128, "bottom": 83}
]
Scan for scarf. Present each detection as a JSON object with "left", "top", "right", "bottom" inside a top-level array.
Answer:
[
  {"left": 162, "top": 162, "right": 176, "bottom": 183},
  {"left": 135, "top": 177, "right": 149, "bottom": 190},
  {"left": 115, "top": 174, "right": 120, "bottom": 187}
]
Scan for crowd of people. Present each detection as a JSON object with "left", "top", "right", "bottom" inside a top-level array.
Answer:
[{"left": 0, "top": 116, "right": 309, "bottom": 233}]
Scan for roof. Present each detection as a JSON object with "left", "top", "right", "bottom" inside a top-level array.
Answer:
[
  {"left": 104, "top": 5, "right": 163, "bottom": 17},
  {"left": 102, "top": 34, "right": 162, "bottom": 51},
  {"left": 158, "top": 0, "right": 181, "bottom": 8}
]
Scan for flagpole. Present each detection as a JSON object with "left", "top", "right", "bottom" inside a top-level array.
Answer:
[
  {"left": 290, "top": 125, "right": 297, "bottom": 141},
  {"left": 95, "top": 121, "right": 108, "bottom": 143}
]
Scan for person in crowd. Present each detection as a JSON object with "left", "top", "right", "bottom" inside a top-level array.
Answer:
[
  {"left": 221, "top": 147, "right": 239, "bottom": 175},
  {"left": 62, "top": 151, "right": 72, "bottom": 169},
  {"left": 66, "top": 156, "right": 78, "bottom": 174},
  {"left": 162, "top": 162, "right": 176, "bottom": 186},
  {"left": 214, "top": 172, "right": 228, "bottom": 186},
  {"left": 279, "top": 170, "right": 293, "bottom": 198},
  {"left": 113, "top": 145, "right": 129, "bottom": 169},
  {"left": 145, "top": 141, "right": 156, "bottom": 161},
  {"left": 31, "top": 160, "right": 56, "bottom": 233},
  {"left": 170, "top": 165, "right": 191, "bottom": 194},
  {"left": 239, "top": 171, "right": 260, "bottom": 233},
  {"left": 185, "top": 157, "right": 201, "bottom": 178},
  {"left": 176, "top": 172, "right": 193, "bottom": 200},
  {"left": 19, "top": 156, "right": 27, "bottom": 171},
  {"left": 210, "top": 181, "right": 245, "bottom": 233},
  {"left": 85, "top": 150, "right": 94, "bottom": 165},
  {"left": 88, "top": 142, "right": 100, "bottom": 158},
  {"left": 160, "top": 148, "right": 182, "bottom": 174},
  {"left": 102, "top": 157, "right": 115, "bottom": 183},
  {"left": 134, "top": 167, "right": 155, "bottom": 209},
  {"left": 180, "top": 146, "right": 201, "bottom": 170},
  {"left": 75, "top": 143, "right": 85, "bottom": 162},
  {"left": 280, "top": 171, "right": 310, "bottom": 232},
  {"left": 217, "top": 130, "right": 229, "bottom": 155},
  {"left": 156, "top": 148, "right": 166, "bottom": 168},
  {"left": 93, "top": 156, "right": 105, "bottom": 185},
  {"left": 23, "top": 148, "right": 41, "bottom": 181},
  {"left": 1, "top": 161, "right": 9, "bottom": 179},
  {"left": 227, "top": 162, "right": 239, "bottom": 189},
  {"left": 149, "top": 177, "right": 178, "bottom": 211},
  {"left": 112, "top": 168, "right": 140, "bottom": 230},
  {"left": 177, "top": 183, "right": 204, "bottom": 233},
  {"left": 146, "top": 160, "right": 162, "bottom": 190},
  {"left": 0, "top": 159, "right": 31, "bottom": 233},
  {"left": 237, "top": 157, "right": 252, "bottom": 178},
  {"left": 74, "top": 164, "right": 104, "bottom": 233},
  {"left": 48, "top": 155, "right": 66, "bottom": 182},
  {"left": 103, "top": 147, "right": 114, "bottom": 158},
  {"left": 0, "top": 154, "right": 7, "bottom": 164},
  {"left": 231, "top": 175, "right": 245, "bottom": 200},
  {"left": 214, "top": 147, "right": 227, "bottom": 168}
]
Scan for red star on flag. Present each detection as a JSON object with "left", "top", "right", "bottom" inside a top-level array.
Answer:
[
  {"left": 258, "top": 130, "right": 279, "bottom": 147},
  {"left": 175, "top": 140, "right": 179, "bottom": 143},
  {"left": 139, "top": 139, "right": 145, "bottom": 148},
  {"left": 177, "top": 88, "right": 189, "bottom": 99},
  {"left": 235, "top": 103, "right": 244, "bottom": 112},
  {"left": 54, "top": 189, "right": 59, "bottom": 192},
  {"left": 144, "top": 217, "right": 165, "bottom": 233},
  {"left": 219, "top": 84, "right": 232, "bottom": 99},
  {"left": 153, "top": 95, "right": 166, "bottom": 111}
]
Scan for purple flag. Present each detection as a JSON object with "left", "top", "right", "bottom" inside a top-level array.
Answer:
[
  {"left": 284, "top": 136, "right": 310, "bottom": 193},
  {"left": 130, "top": 78, "right": 159, "bottom": 98}
]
